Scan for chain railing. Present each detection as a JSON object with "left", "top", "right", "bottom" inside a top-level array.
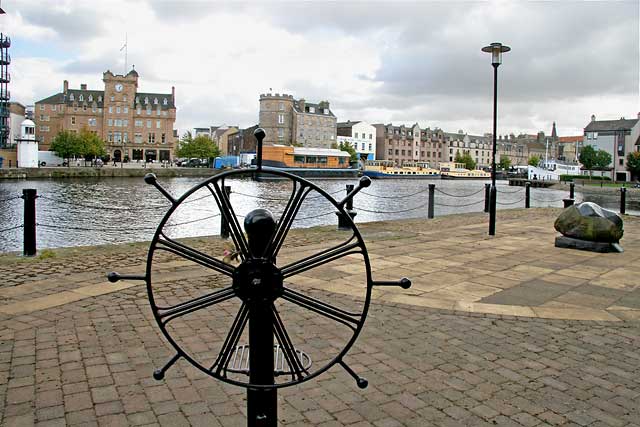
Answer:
[{"left": 2, "top": 181, "right": 636, "bottom": 254}]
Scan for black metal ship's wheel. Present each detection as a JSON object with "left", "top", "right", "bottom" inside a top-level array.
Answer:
[{"left": 108, "top": 129, "right": 410, "bottom": 425}]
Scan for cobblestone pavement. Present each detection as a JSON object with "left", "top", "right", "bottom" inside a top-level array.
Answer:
[{"left": 0, "top": 208, "right": 639, "bottom": 426}]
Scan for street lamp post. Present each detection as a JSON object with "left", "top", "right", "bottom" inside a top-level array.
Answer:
[{"left": 482, "top": 42, "right": 510, "bottom": 236}]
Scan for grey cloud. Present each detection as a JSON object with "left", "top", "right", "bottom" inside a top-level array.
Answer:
[{"left": 16, "top": 2, "right": 106, "bottom": 40}]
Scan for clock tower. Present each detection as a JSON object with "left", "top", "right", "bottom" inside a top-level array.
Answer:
[{"left": 102, "top": 69, "right": 138, "bottom": 160}]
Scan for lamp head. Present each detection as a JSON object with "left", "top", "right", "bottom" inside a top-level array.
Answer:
[{"left": 482, "top": 42, "right": 511, "bottom": 65}]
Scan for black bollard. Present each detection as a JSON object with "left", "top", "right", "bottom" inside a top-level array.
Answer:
[
  {"left": 484, "top": 183, "right": 490, "bottom": 213},
  {"left": 428, "top": 184, "right": 435, "bottom": 219},
  {"left": 620, "top": 187, "right": 626, "bottom": 215},
  {"left": 22, "top": 189, "right": 37, "bottom": 256},
  {"left": 525, "top": 182, "right": 530, "bottom": 209},
  {"left": 337, "top": 184, "right": 357, "bottom": 230},
  {"left": 569, "top": 182, "right": 575, "bottom": 199},
  {"left": 220, "top": 185, "right": 231, "bottom": 238}
]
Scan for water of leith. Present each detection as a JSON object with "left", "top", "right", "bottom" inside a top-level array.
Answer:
[{"left": 0, "top": 176, "right": 634, "bottom": 253}]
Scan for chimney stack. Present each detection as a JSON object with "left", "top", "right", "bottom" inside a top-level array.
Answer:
[
  {"left": 63, "top": 80, "right": 69, "bottom": 94},
  {"left": 171, "top": 86, "right": 175, "bottom": 102},
  {"left": 80, "top": 84, "right": 87, "bottom": 90},
  {"left": 298, "top": 98, "right": 305, "bottom": 112}
]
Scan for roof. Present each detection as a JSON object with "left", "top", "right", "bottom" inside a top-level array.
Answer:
[
  {"left": 292, "top": 102, "right": 336, "bottom": 118},
  {"left": 584, "top": 118, "right": 638, "bottom": 132},
  {"left": 36, "top": 89, "right": 175, "bottom": 109},
  {"left": 337, "top": 121, "right": 360, "bottom": 128},
  {"left": 292, "top": 146, "right": 350, "bottom": 157},
  {"left": 558, "top": 136, "right": 583, "bottom": 143}
]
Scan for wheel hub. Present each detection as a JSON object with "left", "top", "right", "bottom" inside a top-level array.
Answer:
[{"left": 233, "top": 259, "right": 283, "bottom": 303}]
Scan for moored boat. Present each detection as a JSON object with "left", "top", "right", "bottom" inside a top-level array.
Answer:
[
  {"left": 363, "top": 160, "right": 441, "bottom": 179},
  {"left": 252, "top": 145, "right": 358, "bottom": 179},
  {"left": 439, "top": 162, "right": 491, "bottom": 179}
]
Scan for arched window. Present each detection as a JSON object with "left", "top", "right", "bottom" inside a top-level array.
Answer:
[
  {"left": 98, "top": 96, "right": 102, "bottom": 103},
  {"left": 88, "top": 95, "right": 93, "bottom": 102},
  {"left": 69, "top": 93, "right": 75, "bottom": 101},
  {"left": 144, "top": 97, "right": 148, "bottom": 104},
  {"left": 163, "top": 98, "right": 168, "bottom": 105},
  {"left": 153, "top": 98, "right": 158, "bottom": 105},
  {"left": 79, "top": 94, "right": 83, "bottom": 101}
]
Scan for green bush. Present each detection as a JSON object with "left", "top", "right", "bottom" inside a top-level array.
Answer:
[{"left": 560, "top": 174, "right": 611, "bottom": 182}]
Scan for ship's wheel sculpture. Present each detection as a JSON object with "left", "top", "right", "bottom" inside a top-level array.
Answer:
[{"left": 108, "top": 128, "right": 411, "bottom": 427}]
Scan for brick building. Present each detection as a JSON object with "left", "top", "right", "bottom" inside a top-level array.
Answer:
[
  {"left": 34, "top": 69, "right": 177, "bottom": 163},
  {"left": 373, "top": 123, "right": 449, "bottom": 167},
  {"left": 258, "top": 93, "right": 336, "bottom": 148}
]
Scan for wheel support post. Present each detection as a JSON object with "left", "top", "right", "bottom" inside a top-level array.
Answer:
[{"left": 247, "top": 302, "right": 277, "bottom": 427}]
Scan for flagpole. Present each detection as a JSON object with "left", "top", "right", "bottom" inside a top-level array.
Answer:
[{"left": 124, "top": 33, "right": 128, "bottom": 74}]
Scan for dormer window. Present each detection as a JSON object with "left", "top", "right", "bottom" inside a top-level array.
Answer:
[
  {"left": 153, "top": 98, "right": 158, "bottom": 105},
  {"left": 98, "top": 96, "right": 102, "bottom": 102},
  {"left": 163, "top": 98, "right": 168, "bottom": 106},
  {"left": 144, "top": 97, "right": 148, "bottom": 105},
  {"left": 88, "top": 95, "right": 93, "bottom": 102},
  {"left": 69, "top": 93, "right": 75, "bottom": 101},
  {"left": 79, "top": 94, "right": 83, "bottom": 101}
]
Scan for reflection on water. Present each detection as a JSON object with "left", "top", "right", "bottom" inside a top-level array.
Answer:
[{"left": 0, "top": 175, "right": 633, "bottom": 252}]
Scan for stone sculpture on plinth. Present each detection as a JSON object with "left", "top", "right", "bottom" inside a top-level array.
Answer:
[{"left": 554, "top": 202, "right": 624, "bottom": 253}]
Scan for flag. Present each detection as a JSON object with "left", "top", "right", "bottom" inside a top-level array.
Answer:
[{"left": 120, "top": 43, "right": 127, "bottom": 51}]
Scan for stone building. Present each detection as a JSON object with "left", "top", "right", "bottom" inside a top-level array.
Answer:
[
  {"left": 336, "top": 120, "right": 376, "bottom": 160},
  {"left": 373, "top": 123, "right": 452, "bottom": 167},
  {"left": 258, "top": 93, "right": 336, "bottom": 148},
  {"left": 445, "top": 131, "right": 492, "bottom": 168},
  {"left": 34, "top": 69, "right": 177, "bottom": 163}
]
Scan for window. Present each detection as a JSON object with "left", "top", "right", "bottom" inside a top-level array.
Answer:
[
  {"left": 40, "top": 104, "right": 45, "bottom": 111},
  {"left": 83, "top": 105, "right": 87, "bottom": 111},
  {"left": 135, "top": 120, "right": 142, "bottom": 127},
  {"left": 156, "top": 120, "right": 161, "bottom": 129},
  {"left": 279, "top": 102, "right": 284, "bottom": 111},
  {"left": 161, "top": 133, "right": 166, "bottom": 144},
  {"left": 108, "top": 131, "right": 113, "bottom": 142},
  {"left": 136, "top": 107, "right": 141, "bottom": 115},
  {"left": 278, "top": 114, "right": 284, "bottom": 124},
  {"left": 79, "top": 94, "right": 83, "bottom": 102},
  {"left": 116, "top": 106, "right": 121, "bottom": 114},
  {"left": 123, "top": 96, "right": 127, "bottom": 102},
  {"left": 156, "top": 107, "right": 161, "bottom": 116},
  {"left": 619, "top": 158, "right": 624, "bottom": 166},
  {"left": 124, "top": 107, "right": 128, "bottom": 113},
  {"left": 123, "top": 132, "right": 128, "bottom": 142},
  {"left": 369, "top": 134, "right": 372, "bottom": 139},
  {"left": 69, "top": 93, "right": 74, "bottom": 101},
  {"left": 309, "top": 107, "right": 315, "bottom": 113},
  {"left": 110, "top": 96, "right": 115, "bottom": 101},
  {"left": 153, "top": 98, "right": 158, "bottom": 105},
  {"left": 109, "top": 106, "right": 113, "bottom": 114},
  {"left": 92, "top": 105, "right": 97, "bottom": 112},
  {"left": 114, "top": 132, "right": 122, "bottom": 143},
  {"left": 98, "top": 96, "right": 102, "bottom": 102},
  {"left": 71, "top": 116, "right": 76, "bottom": 125},
  {"left": 115, "top": 119, "right": 122, "bottom": 127},
  {"left": 388, "top": 149, "right": 393, "bottom": 155},
  {"left": 132, "top": 148, "right": 143, "bottom": 160},
  {"left": 146, "top": 120, "right": 151, "bottom": 128},
  {"left": 278, "top": 128, "right": 284, "bottom": 139},
  {"left": 123, "top": 120, "right": 128, "bottom": 127},
  {"left": 134, "top": 133, "right": 142, "bottom": 143},
  {"left": 144, "top": 97, "right": 149, "bottom": 104},
  {"left": 88, "top": 118, "right": 97, "bottom": 127},
  {"left": 146, "top": 107, "right": 151, "bottom": 115},
  {"left": 148, "top": 133, "right": 155, "bottom": 144},
  {"left": 163, "top": 98, "right": 168, "bottom": 105},
  {"left": 369, "top": 144, "right": 372, "bottom": 151},
  {"left": 108, "top": 119, "right": 113, "bottom": 126},
  {"left": 51, "top": 105, "right": 57, "bottom": 111},
  {"left": 39, "top": 125, "right": 50, "bottom": 132},
  {"left": 324, "top": 109, "right": 329, "bottom": 115}
]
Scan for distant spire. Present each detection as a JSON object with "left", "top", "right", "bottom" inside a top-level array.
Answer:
[{"left": 551, "top": 121, "right": 557, "bottom": 140}]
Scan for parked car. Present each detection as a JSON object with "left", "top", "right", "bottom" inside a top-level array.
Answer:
[{"left": 186, "top": 158, "right": 208, "bottom": 168}]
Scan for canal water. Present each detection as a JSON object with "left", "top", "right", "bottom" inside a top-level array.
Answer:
[{"left": 0, "top": 175, "right": 635, "bottom": 252}]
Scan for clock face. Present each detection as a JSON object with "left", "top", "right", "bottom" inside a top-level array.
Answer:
[{"left": 115, "top": 84, "right": 123, "bottom": 92}]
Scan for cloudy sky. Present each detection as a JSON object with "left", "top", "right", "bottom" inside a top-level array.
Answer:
[{"left": 4, "top": 0, "right": 639, "bottom": 137}]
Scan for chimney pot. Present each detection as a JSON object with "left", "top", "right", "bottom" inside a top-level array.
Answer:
[{"left": 591, "top": 114, "right": 596, "bottom": 122}]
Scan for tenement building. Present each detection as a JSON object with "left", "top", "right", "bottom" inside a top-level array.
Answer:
[
  {"left": 258, "top": 93, "right": 337, "bottom": 148},
  {"left": 34, "top": 69, "right": 177, "bottom": 162},
  {"left": 445, "top": 131, "right": 492, "bottom": 168},
  {"left": 373, "top": 123, "right": 448, "bottom": 167}
]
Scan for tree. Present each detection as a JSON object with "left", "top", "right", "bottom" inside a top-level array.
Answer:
[
  {"left": 176, "top": 133, "right": 220, "bottom": 159},
  {"left": 51, "top": 131, "right": 82, "bottom": 166},
  {"left": 499, "top": 155, "right": 511, "bottom": 170},
  {"left": 78, "top": 129, "right": 106, "bottom": 162},
  {"left": 578, "top": 145, "right": 597, "bottom": 172},
  {"left": 594, "top": 149, "right": 612, "bottom": 170},
  {"left": 454, "top": 151, "right": 476, "bottom": 170},
  {"left": 528, "top": 155, "right": 541, "bottom": 167},
  {"left": 627, "top": 151, "right": 640, "bottom": 180},
  {"left": 336, "top": 141, "right": 358, "bottom": 163}
]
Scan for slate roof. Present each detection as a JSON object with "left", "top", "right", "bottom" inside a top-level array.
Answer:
[
  {"left": 558, "top": 136, "right": 583, "bottom": 143},
  {"left": 584, "top": 118, "right": 638, "bottom": 132},
  {"left": 292, "top": 102, "right": 336, "bottom": 118},
  {"left": 36, "top": 90, "right": 175, "bottom": 110},
  {"left": 336, "top": 121, "right": 360, "bottom": 128}
]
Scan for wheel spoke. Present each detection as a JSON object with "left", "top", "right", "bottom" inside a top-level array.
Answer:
[
  {"left": 207, "top": 182, "right": 249, "bottom": 260},
  {"left": 280, "top": 288, "right": 361, "bottom": 332},
  {"left": 158, "top": 286, "right": 235, "bottom": 325},
  {"left": 210, "top": 303, "right": 249, "bottom": 376},
  {"left": 156, "top": 234, "right": 235, "bottom": 276},
  {"left": 266, "top": 182, "right": 313, "bottom": 259},
  {"left": 271, "top": 304, "right": 306, "bottom": 381},
  {"left": 281, "top": 235, "right": 362, "bottom": 278}
]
